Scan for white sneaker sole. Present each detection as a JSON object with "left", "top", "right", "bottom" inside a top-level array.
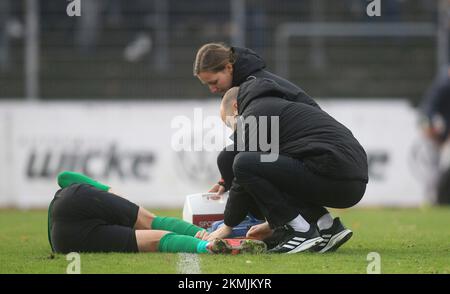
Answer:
[
  {"left": 288, "top": 237, "right": 324, "bottom": 254},
  {"left": 319, "top": 229, "right": 353, "bottom": 253}
]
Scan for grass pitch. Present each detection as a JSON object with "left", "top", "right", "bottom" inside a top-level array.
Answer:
[{"left": 0, "top": 207, "right": 449, "bottom": 274}]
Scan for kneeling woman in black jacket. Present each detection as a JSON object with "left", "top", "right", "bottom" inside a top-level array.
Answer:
[{"left": 193, "top": 42, "right": 321, "bottom": 202}]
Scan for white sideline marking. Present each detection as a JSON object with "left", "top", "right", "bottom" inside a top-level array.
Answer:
[{"left": 177, "top": 253, "right": 201, "bottom": 274}]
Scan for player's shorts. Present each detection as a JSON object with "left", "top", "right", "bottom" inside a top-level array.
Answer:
[{"left": 48, "top": 184, "right": 140, "bottom": 253}]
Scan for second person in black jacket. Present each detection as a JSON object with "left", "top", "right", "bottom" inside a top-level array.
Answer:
[{"left": 204, "top": 78, "right": 368, "bottom": 253}]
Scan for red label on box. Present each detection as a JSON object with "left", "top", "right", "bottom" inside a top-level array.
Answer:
[{"left": 192, "top": 214, "right": 224, "bottom": 229}]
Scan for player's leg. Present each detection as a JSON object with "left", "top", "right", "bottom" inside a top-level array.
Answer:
[
  {"left": 77, "top": 185, "right": 208, "bottom": 238},
  {"left": 136, "top": 230, "right": 170, "bottom": 252},
  {"left": 52, "top": 208, "right": 212, "bottom": 253},
  {"left": 132, "top": 206, "right": 209, "bottom": 238},
  {"left": 50, "top": 185, "right": 265, "bottom": 254},
  {"left": 50, "top": 192, "right": 207, "bottom": 253},
  {"left": 133, "top": 207, "right": 155, "bottom": 230},
  {"left": 56, "top": 171, "right": 208, "bottom": 237},
  {"left": 53, "top": 223, "right": 199, "bottom": 254},
  {"left": 136, "top": 230, "right": 209, "bottom": 253},
  {"left": 57, "top": 171, "right": 110, "bottom": 191},
  {"left": 135, "top": 230, "right": 267, "bottom": 254}
]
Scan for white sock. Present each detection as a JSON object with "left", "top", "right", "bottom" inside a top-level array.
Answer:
[
  {"left": 317, "top": 213, "right": 334, "bottom": 230},
  {"left": 287, "top": 214, "right": 310, "bottom": 232}
]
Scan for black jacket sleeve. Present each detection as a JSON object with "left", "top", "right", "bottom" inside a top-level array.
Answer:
[
  {"left": 223, "top": 180, "right": 253, "bottom": 227},
  {"left": 217, "top": 147, "right": 238, "bottom": 191}
]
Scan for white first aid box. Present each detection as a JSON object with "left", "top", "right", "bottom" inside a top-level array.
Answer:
[{"left": 182, "top": 192, "right": 229, "bottom": 229}]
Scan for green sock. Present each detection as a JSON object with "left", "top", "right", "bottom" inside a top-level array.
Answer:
[
  {"left": 151, "top": 216, "right": 205, "bottom": 237},
  {"left": 57, "top": 171, "right": 110, "bottom": 191},
  {"left": 158, "top": 233, "right": 209, "bottom": 253}
]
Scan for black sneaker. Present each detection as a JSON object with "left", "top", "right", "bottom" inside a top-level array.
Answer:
[
  {"left": 262, "top": 226, "right": 289, "bottom": 250},
  {"left": 313, "top": 217, "right": 353, "bottom": 253},
  {"left": 267, "top": 225, "right": 323, "bottom": 254}
]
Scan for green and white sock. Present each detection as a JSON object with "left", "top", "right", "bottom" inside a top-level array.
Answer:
[
  {"left": 151, "top": 216, "right": 205, "bottom": 237},
  {"left": 57, "top": 171, "right": 110, "bottom": 191},
  {"left": 158, "top": 233, "right": 210, "bottom": 253}
]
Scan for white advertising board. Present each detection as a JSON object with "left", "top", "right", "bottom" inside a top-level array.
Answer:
[{"left": 0, "top": 99, "right": 428, "bottom": 208}]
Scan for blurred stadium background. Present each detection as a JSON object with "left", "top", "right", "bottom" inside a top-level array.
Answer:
[
  {"left": 0, "top": 0, "right": 449, "bottom": 208},
  {"left": 0, "top": 0, "right": 445, "bottom": 99}
]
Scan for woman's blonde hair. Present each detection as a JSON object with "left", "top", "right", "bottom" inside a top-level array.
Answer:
[{"left": 193, "top": 43, "right": 235, "bottom": 76}]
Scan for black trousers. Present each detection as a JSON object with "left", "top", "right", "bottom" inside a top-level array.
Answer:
[
  {"left": 232, "top": 152, "right": 366, "bottom": 228},
  {"left": 49, "top": 184, "right": 140, "bottom": 253}
]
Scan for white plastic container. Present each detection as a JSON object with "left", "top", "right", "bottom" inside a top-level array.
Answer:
[{"left": 182, "top": 192, "right": 229, "bottom": 229}]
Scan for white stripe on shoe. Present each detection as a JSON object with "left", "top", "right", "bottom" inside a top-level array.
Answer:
[
  {"left": 283, "top": 244, "right": 296, "bottom": 249},
  {"left": 319, "top": 229, "right": 352, "bottom": 253},
  {"left": 287, "top": 241, "right": 301, "bottom": 246},
  {"left": 288, "top": 237, "right": 324, "bottom": 254}
]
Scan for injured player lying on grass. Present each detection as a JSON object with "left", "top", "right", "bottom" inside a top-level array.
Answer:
[{"left": 47, "top": 171, "right": 266, "bottom": 255}]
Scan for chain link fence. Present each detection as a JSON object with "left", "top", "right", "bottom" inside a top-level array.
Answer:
[{"left": 0, "top": 0, "right": 445, "bottom": 103}]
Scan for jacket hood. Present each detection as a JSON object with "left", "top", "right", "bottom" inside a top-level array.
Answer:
[
  {"left": 237, "top": 78, "right": 298, "bottom": 113},
  {"left": 231, "top": 47, "right": 266, "bottom": 86}
]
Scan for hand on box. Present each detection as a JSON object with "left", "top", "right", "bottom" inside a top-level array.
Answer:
[{"left": 208, "top": 183, "right": 225, "bottom": 195}]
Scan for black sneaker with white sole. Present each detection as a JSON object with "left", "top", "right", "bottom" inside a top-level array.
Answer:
[
  {"left": 312, "top": 217, "right": 353, "bottom": 253},
  {"left": 267, "top": 224, "right": 323, "bottom": 254}
]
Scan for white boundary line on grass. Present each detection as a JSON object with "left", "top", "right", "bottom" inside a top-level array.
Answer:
[{"left": 177, "top": 253, "right": 201, "bottom": 274}]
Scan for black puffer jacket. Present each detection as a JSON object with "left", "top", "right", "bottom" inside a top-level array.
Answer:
[
  {"left": 231, "top": 47, "right": 319, "bottom": 108},
  {"left": 235, "top": 78, "right": 369, "bottom": 182},
  {"left": 217, "top": 47, "right": 320, "bottom": 189}
]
